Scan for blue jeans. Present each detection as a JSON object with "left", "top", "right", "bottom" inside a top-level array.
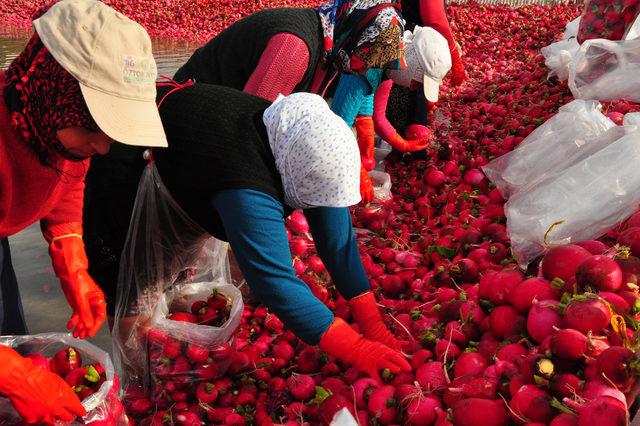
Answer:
[
  {"left": 0, "top": 239, "right": 28, "bottom": 335},
  {"left": 211, "top": 189, "right": 369, "bottom": 344}
]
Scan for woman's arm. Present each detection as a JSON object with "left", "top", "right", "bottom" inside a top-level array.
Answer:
[
  {"left": 211, "top": 189, "right": 334, "bottom": 345},
  {"left": 303, "top": 207, "right": 370, "bottom": 300},
  {"left": 243, "top": 33, "right": 310, "bottom": 102}
]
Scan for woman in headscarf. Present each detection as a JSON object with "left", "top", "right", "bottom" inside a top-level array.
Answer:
[
  {"left": 84, "top": 85, "right": 412, "bottom": 384},
  {"left": 0, "top": 0, "right": 166, "bottom": 423},
  {"left": 336, "top": 0, "right": 466, "bottom": 165},
  {"left": 171, "top": 0, "right": 406, "bottom": 204}
]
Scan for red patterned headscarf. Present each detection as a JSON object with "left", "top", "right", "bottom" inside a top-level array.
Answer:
[{"left": 3, "top": 33, "right": 99, "bottom": 166}]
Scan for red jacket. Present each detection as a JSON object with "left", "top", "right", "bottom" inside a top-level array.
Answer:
[{"left": 0, "top": 71, "right": 88, "bottom": 239}]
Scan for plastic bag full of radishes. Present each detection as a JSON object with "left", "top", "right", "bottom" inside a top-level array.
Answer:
[
  {"left": 506, "top": 127, "right": 640, "bottom": 268},
  {"left": 0, "top": 333, "right": 126, "bottom": 425}
]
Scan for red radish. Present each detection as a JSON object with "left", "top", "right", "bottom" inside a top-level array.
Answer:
[
  {"left": 527, "top": 299, "right": 562, "bottom": 343},
  {"left": 287, "top": 373, "right": 315, "bottom": 401},
  {"left": 444, "top": 374, "right": 499, "bottom": 406},
  {"left": 562, "top": 297, "right": 612, "bottom": 334},
  {"left": 616, "top": 255, "right": 640, "bottom": 286},
  {"left": 542, "top": 245, "right": 591, "bottom": 282},
  {"left": 479, "top": 270, "right": 523, "bottom": 305},
  {"left": 618, "top": 227, "right": 640, "bottom": 257},
  {"left": 509, "top": 384, "right": 555, "bottom": 424},
  {"left": 321, "top": 377, "right": 349, "bottom": 397},
  {"left": 353, "top": 378, "right": 379, "bottom": 410},
  {"left": 50, "top": 347, "right": 82, "bottom": 376},
  {"left": 488, "top": 305, "right": 525, "bottom": 339},
  {"left": 551, "top": 373, "right": 583, "bottom": 399},
  {"left": 582, "top": 380, "right": 627, "bottom": 406},
  {"left": 416, "top": 362, "right": 448, "bottom": 393},
  {"left": 318, "top": 393, "right": 356, "bottom": 424},
  {"left": 411, "top": 349, "right": 434, "bottom": 369},
  {"left": 568, "top": 396, "right": 628, "bottom": 426},
  {"left": 597, "top": 292, "right": 629, "bottom": 314},
  {"left": 292, "top": 258, "right": 306, "bottom": 275},
  {"left": 405, "top": 395, "right": 442, "bottom": 426},
  {"left": 297, "top": 346, "right": 324, "bottom": 373},
  {"left": 286, "top": 210, "right": 309, "bottom": 234},
  {"left": 509, "top": 277, "right": 561, "bottom": 313},
  {"left": 367, "top": 385, "right": 397, "bottom": 425},
  {"left": 550, "top": 329, "right": 587, "bottom": 360},
  {"left": 595, "top": 346, "right": 639, "bottom": 389},
  {"left": 496, "top": 343, "right": 528, "bottom": 365},
  {"left": 451, "top": 398, "right": 509, "bottom": 426},
  {"left": 550, "top": 413, "right": 578, "bottom": 426},
  {"left": 271, "top": 340, "right": 294, "bottom": 364},
  {"left": 518, "top": 354, "right": 555, "bottom": 384},
  {"left": 168, "top": 312, "right": 198, "bottom": 323},
  {"left": 575, "top": 240, "right": 608, "bottom": 255},
  {"left": 463, "top": 168, "right": 485, "bottom": 186},
  {"left": 575, "top": 255, "right": 622, "bottom": 292},
  {"left": 453, "top": 352, "right": 488, "bottom": 378}
]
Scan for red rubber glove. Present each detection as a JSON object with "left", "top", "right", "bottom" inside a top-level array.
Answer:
[
  {"left": 44, "top": 223, "right": 107, "bottom": 339},
  {"left": 319, "top": 317, "right": 411, "bottom": 382},
  {"left": 0, "top": 345, "right": 86, "bottom": 424},
  {"left": 354, "top": 115, "right": 376, "bottom": 171},
  {"left": 360, "top": 166, "right": 375, "bottom": 205},
  {"left": 348, "top": 291, "right": 408, "bottom": 351},
  {"left": 386, "top": 130, "right": 430, "bottom": 152}
]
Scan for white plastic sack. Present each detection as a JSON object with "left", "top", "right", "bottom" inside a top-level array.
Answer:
[
  {"left": 483, "top": 100, "right": 614, "bottom": 198},
  {"left": 542, "top": 38, "right": 580, "bottom": 81},
  {"left": 0, "top": 333, "right": 124, "bottom": 425},
  {"left": 625, "top": 112, "right": 640, "bottom": 126},
  {"left": 506, "top": 128, "right": 640, "bottom": 268},
  {"left": 563, "top": 17, "right": 580, "bottom": 40},
  {"left": 569, "top": 38, "right": 640, "bottom": 102},
  {"left": 369, "top": 170, "right": 392, "bottom": 201}
]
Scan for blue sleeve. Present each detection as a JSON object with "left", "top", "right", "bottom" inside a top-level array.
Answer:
[
  {"left": 331, "top": 73, "right": 373, "bottom": 127},
  {"left": 303, "top": 207, "right": 370, "bottom": 300},
  {"left": 211, "top": 189, "right": 334, "bottom": 345}
]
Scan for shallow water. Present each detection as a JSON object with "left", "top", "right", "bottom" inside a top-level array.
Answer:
[{"left": 1, "top": 27, "right": 197, "bottom": 351}]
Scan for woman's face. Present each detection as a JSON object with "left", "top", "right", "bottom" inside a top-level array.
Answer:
[{"left": 56, "top": 127, "right": 114, "bottom": 157}]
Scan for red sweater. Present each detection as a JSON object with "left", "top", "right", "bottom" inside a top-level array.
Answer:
[{"left": 0, "top": 71, "right": 88, "bottom": 239}]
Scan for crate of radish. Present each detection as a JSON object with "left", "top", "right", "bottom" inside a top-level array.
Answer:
[
  {"left": 0, "top": 333, "right": 126, "bottom": 425},
  {"left": 145, "top": 281, "right": 243, "bottom": 410}
]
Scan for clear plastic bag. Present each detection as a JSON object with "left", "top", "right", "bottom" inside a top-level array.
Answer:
[
  {"left": 369, "top": 170, "right": 392, "bottom": 201},
  {"left": 625, "top": 112, "right": 640, "bottom": 126},
  {"left": 506, "top": 127, "right": 640, "bottom": 268},
  {"left": 112, "top": 161, "right": 234, "bottom": 388},
  {"left": 542, "top": 37, "right": 580, "bottom": 81},
  {"left": 0, "top": 333, "right": 125, "bottom": 425},
  {"left": 577, "top": 0, "right": 640, "bottom": 44},
  {"left": 483, "top": 100, "right": 614, "bottom": 198},
  {"left": 568, "top": 38, "right": 640, "bottom": 102},
  {"left": 564, "top": 17, "right": 581, "bottom": 40},
  {"left": 147, "top": 281, "right": 242, "bottom": 407}
]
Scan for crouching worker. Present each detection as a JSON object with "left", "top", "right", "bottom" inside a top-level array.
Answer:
[
  {"left": 84, "top": 86, "right": 411, "bottom": 382},
  {"left": 0, "top": 0, "right": 167, "bottom": 423}
]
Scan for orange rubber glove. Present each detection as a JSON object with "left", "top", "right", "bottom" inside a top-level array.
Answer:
[
  {"left": 319, "top": 317, "right": 411, "bottom": 383},
  {"left": 44, "top": 223, "right": 106, "bottom": 339},
  {"left": 386, "top": 130, "right": 430, "bottom": 153},
  {"left": 360, "top": 166, "right": 375, "bottom": 205},
  {"left": 0, "top": 345, "right": 86, "bottom": 424},
  {"left": 450, "top": 42, "right": 467, "bottom": 86},
  {"left": 354, "top": 115, "right": 376, "bottom": 171},
  {"left": 348, "top": 291, "right": 408, "bottom": 351}
]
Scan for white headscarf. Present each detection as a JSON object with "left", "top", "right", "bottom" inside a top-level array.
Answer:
[{"left": 263, "top": 93, "right": 361, "bottom": 210}]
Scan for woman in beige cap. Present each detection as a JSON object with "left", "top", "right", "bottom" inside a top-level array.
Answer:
[{"left": 0, "top": 0, "right": 166, "bottom": 423}]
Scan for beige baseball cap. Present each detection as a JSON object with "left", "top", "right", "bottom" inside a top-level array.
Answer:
[
  {"left": 411, "top": 26, "right": 452, "bottom": 102},
  {"left": 33, "top": 0, "right": 167, "bottom": 147}
]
